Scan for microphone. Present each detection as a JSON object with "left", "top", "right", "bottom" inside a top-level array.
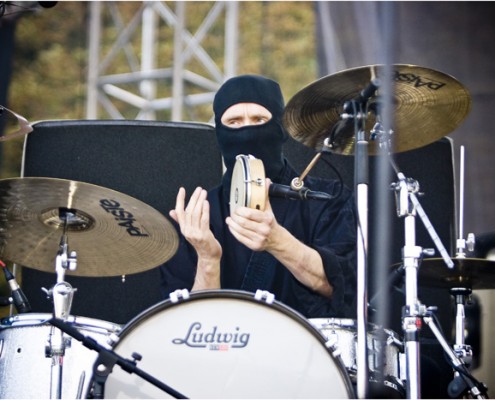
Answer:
[
  {"left": 269, "top": 183, "right": 333, "bottom": 201},
  {"left": 1, "top": 261, "right": 32, "bottom": 313},
  {"left": 343, "top": 78, "right": 380, "bottom": 114}
]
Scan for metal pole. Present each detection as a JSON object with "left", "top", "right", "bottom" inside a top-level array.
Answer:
[
  {"left": 86, "top": 1, "right": 102, "bottom": 119},
  {"left": 140, "top": 2, "right": 157, "bottom": 120},
  {"left": 355, "top": 130, "right": 369, "bottom": 399}
]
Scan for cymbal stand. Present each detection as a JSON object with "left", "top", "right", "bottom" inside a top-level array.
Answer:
[
  {"left": 389, "top": 159, "right": 455, "bottom": 399},
  {"left": 392, "top": 171, "right": 424, "bottom": 399},
  {"left": 387, "top": 143, "right": 487, "bottom": 399},
  {"left": 41, "top": 210, "right": 78, "bottom": 399}
]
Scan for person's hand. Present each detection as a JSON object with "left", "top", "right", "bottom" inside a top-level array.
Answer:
[
  {"left": 226, "top": 179, "right": 282, "bottom": 252},
  {"left": 227, "top": 179, "right": 333, "bottom": 298},
  {"left": 170, "top": 187, "right": 222, "bottom": 262}
]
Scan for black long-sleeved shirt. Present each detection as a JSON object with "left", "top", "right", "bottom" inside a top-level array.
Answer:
[{"left": 160, "top": 161, "right": 357, "bottom": 319}]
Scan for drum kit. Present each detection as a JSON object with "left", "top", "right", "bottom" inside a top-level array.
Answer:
[{"left": 0, "top": 64, "right": 492, "bottom": 399}]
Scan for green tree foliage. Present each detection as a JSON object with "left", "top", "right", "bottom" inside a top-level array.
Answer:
[{"left": 3, "top": 1, "right": 316, "bottom": 179}]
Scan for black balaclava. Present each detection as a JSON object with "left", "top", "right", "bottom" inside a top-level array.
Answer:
[{"left": 213, "top": 75, "right": 289, "bottom": 200}]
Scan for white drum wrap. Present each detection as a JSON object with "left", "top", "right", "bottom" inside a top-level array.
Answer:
[
  {"left": 103, "top": 290, "right": 354, "bottom": 399},
  {"left": 0, "top": 313, "right": 120, "bottom": 399}
]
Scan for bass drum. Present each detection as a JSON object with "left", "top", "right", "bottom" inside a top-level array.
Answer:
[{"left": 102, "top": 290, "right": 354, "bottom": 399}]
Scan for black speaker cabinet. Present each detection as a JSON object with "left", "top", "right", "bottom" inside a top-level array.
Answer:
[{"left": 20, "top": 120, "right": 222, "bottom": 324}]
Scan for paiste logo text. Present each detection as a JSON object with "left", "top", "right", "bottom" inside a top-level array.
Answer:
[
  {"left": 99, "top": 199, "right": 149, "bottom": 237},
  {"left": 394, "top": 70, "right": 446, "bottom": 90}
]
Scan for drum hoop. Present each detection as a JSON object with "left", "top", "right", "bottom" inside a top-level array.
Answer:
[
  {"left": 230, "top": 155, "right": 266, "bottom": 213},
  {"left": 118, "top": 289, "right": 337, "bottom": 351},
  {"left": 239, "top": 155, "right": 252, "bottom": 207},
  {"left": 110, "top": 289, "right": 355, "bottom": 397},
  {"left": 0, "top": 313, "right": 121, "bottom": 335}
]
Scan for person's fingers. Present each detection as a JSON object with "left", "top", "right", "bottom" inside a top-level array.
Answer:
[
  {"left": 184, "top": 187, "right": 203, "bottom": 227},
  {"left": 173, "top": 187, "right": 187, "bottom": 226},
  {"left": 169, "top": 209, "right": 178, "bottom": 223}
]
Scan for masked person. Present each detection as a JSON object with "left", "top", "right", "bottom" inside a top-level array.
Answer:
[{"left": 160, "top": 75, "right": 357, "bottom": 318}]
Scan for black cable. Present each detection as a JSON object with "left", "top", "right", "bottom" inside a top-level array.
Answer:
[{"left": 317, "top": 150, "right": 344, "bottom": 200}]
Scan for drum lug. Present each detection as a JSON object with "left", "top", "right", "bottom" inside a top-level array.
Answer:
[
  {"left": 168, "top": 289, "right": 190, "bottom": 303},
  {"left": 398, "top": 351, "right": 407, "bottom": 382},
  {"left": 254, "top": 289, "right": 275, "bottom": 304},
  {"left": 107, "top": 332, "right": 120, "bottom": 347}
]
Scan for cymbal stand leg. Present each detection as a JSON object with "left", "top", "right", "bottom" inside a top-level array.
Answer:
[{"left": 423, "top": 310, "right": 487, "bottom": 399}]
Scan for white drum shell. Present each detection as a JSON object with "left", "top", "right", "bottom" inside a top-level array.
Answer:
[
  {"left": 104, "top": 290, "right": 354, "bottom": 399},
  {"left": 310, "top": 318, "right": 405, "bottom": 397},
  {"left": 0, "top": 313, "right": 120, "bottom": 399}
]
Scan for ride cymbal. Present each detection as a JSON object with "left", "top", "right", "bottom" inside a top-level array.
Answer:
[
  {"left": 283, "top": 64, "right": 471, "bottom": 155},
  {"left": 398, "top": 257, "right": 495, "bottom": 290},
  {"left": 0, "top": 177, "right": 178, "bottom": 277}
]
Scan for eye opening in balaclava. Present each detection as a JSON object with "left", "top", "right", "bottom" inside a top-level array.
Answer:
[{"left": 213, "top": 75, "right": 289, "bottom": 196}]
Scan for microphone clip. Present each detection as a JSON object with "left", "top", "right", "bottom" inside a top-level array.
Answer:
[{"left": 1, "top": 261, "right": 32, "bottom": 313}]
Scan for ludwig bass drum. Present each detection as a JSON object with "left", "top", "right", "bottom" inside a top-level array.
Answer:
[{"left": 100, "top": 290, "right": 354, "bottom": 399}]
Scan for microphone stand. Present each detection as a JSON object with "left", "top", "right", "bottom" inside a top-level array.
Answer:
[
  {"left": 353, "top": 107, "right": 370, "bottom": 400},
  {"left": 289, "top": 79, "right": 379, "bottom": 399},
  {"left": 342, "top": 78, "right": 381, "bottom": 399},
  {"left": 48, "top": 318, "right": 188, "bottom": 399}
]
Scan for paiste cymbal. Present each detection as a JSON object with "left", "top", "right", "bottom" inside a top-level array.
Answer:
[
  {"left": 283, "top": 64, "right": 471, "bottom": 155},
  {"left": 0, "top": 177, "right": 178, "bottom": 277},
  {"left": 401, "top": 258, "right": 495, "bottom": 290}
]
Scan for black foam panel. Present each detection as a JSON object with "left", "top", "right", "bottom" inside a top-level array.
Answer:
[{"left": 20, "top": 120, "right": 222, "bottom": 324}]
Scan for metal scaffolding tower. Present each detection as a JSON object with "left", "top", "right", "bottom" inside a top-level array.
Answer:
[{"left": 86, "top": 1, "right": 239, "bottom": 121}]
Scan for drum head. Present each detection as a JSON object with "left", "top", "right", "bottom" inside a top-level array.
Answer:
[
  {"left": 103, "top": 290, "right": 353, "bottom": 399},
  {"left": 230, "top": 155, "right": 266, "bottom": 215}
]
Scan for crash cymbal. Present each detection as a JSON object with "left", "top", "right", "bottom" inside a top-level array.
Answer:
[
  {"left": 283, "top": 64, "right": 471, "bottom": 155},
  {"left": 0, "top": 177, "right": 178, "bottom": 277},
  {"left": 405, "top": 258, "right": 495, "bottom": 290}
]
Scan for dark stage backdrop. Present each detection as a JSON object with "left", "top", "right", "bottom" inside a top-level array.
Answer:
[{"left": 20, "top": 120, "right": 222, "bottom": 324}]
